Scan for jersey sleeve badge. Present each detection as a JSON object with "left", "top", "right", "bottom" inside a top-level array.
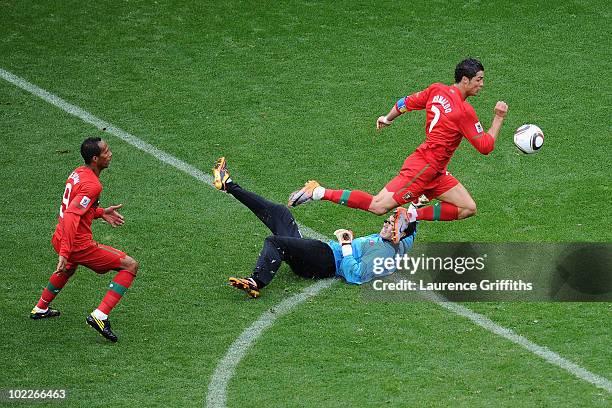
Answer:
[{"left": 79, "top": 196, "right": 92, "bottom": 208}]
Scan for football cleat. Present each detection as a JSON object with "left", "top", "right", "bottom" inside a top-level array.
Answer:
[
  {"left": 391, "top": 207, "right": 410, "bottom": 244},
  {"left": 213, "top": 156, "right": 231, "bottom": 191},
  {"left": 413, "top": 194, "right": 430, "bottom": 209},
  {"left": 229, "top": 277, "right": 260, "bottom": 298},
  {"left": 86, "top": 314, "right": 118, "bottom": 342},
  {"left": 391, "top": 205, "right": 418, "bottom": 243},
  {"left": 30, "top": 307, "right": 61, "bottom": 320},
  {"left": 287, "top": 180, "right": 320, "bottom": 207}
]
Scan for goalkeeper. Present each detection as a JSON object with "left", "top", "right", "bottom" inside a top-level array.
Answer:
[{"left": 213, "top": 157, "right": 417, "bottom": 298}]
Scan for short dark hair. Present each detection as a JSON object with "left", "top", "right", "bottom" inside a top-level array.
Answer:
[
  {"left": 81, "top": 137, "right": 102, "bottom": 164},
  {"left": 454, "top": 58, "right": 484, "bottom": 83}
]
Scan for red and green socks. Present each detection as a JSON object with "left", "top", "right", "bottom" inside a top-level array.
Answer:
[
  {"left": 314, "top": 185, "right": 462, "bottom": 221},
  {"left": 321, "top": 188, "right": 374, "bottom": 211},
  {"left": 35, "top": 271, "right": 70, "bottom": 311},
  {"left": 416, "top": 202, "right": 459, "bottom": 221},
  {"left": 92, "top": 270, "right": 135, "bottom": 320}
]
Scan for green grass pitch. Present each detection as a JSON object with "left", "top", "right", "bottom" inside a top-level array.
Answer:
[{"left": 0, "top": 1, "right": 610, "bottom": 407}]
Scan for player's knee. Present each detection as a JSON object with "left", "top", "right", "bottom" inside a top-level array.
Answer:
[
  {"left": 123, "top": 257, "right": 139, "bottom": 275},
  {"left": 461, "top": 203, "right": 477, "bottom": 218},
  {"left": 263, "top": 235, "right": 285, "bottom": 254},
  {"left": 264, "top": 235, "right": 278, "bottom": 246},
  {"left": 368, "top": 200, "right": 391, "bottom": 216},
  {"left": 370, "top": 206, "right": 388, "bottom": 216},
  {"left": 275, "top": 204, "right": 294, "bottom": 221},
  {"left": 63, "top": 269, "right": 76, "bottom": 278},
  {"left": 369, "top": 194, "right": 396, "bottom": 216}
]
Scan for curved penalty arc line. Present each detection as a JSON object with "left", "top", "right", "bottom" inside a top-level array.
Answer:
[{"left": 206, "top": 277, "right": 336, "bottom": 408}]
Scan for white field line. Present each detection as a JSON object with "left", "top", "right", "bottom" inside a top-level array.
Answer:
[
  {"left": 0, "top": 68, "right": 213, "bottom": 186},
  {"left": 424, "top": 292, "right": 612, "bottom": 393},
  {"left": 206, "top": 278, "right": 335, "bottom": 408},
  {"left": 1, "top": 68, "right": 609, "bottom": 408}
]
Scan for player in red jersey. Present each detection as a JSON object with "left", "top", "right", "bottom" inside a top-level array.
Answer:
[
  {"left": 288, "top": 58, "right": 508, "bottom": 222},
  {"left": 30, "top": 137, "right": 139, "bottom": 342}
]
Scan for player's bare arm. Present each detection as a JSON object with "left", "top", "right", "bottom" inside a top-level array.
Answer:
[
  {"left": 376, "top": 105, "right": 401, "bottom": 130},
  {"left": 101, "top": 204, "right": 125, "bottom": 227},
  {"left": 487, "top": 101, "right": 508, "bottom": 141}
]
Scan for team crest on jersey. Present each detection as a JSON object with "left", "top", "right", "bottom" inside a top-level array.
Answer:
[
  {"left": 402, "top": 191, "right": 413, "bottom": 201},
  {"left": 475, "top": 122, "right": 483, "bottom": 133},
  {"left": 79, "top": 196, "right": 91, "bottom": 208}
]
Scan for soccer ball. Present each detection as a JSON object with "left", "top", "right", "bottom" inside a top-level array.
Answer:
[{"left": 513, "top": 124, "right": 544, "bottom": 154}]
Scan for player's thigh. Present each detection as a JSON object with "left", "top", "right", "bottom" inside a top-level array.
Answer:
[
  {"left": 269, "top": 205, "right": 301, "bottom": 238},
  {"left": 435, "top": 180, "right": 476, "bottom": 209},
  {"left": 71, "top": 243, "right": 127, "bottom": 274},
  {"left": 385, "top": 163, "right": 438, "bottom": 206},
  {"left": 275, "top": 237, "right": 336, "bottom": 279},
  {"left": 423, "top": 171, "right": 460, "bottom": 201}
]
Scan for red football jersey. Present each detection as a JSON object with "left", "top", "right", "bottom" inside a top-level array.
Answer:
[
  {"left": 397, "top": 83, "right": 495, "bottom": 172},
  {"left": 53, "top": 166, "right": 104, "bottom": 257}
]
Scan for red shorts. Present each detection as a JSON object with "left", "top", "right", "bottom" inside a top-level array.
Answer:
[
  {"left": 52, "top": 236, "right": 126, "bottom": 274},
  {"left": 385, "top": 151, "right": 459, "bottom": 205}
]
